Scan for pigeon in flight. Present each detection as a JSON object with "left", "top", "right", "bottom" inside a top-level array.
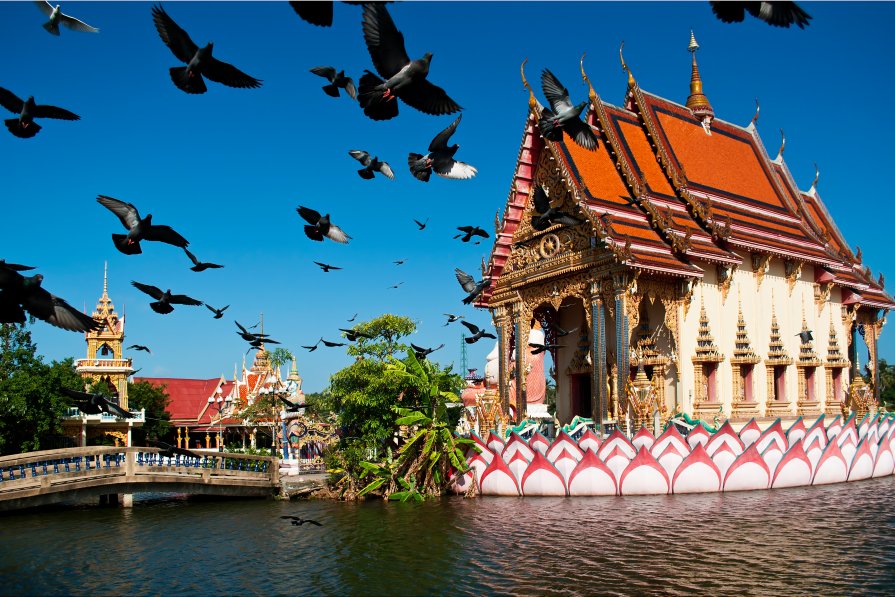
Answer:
[
  {"left": 280, "top": 515, "right": 323, "bottom": 527},
  {"left": 0, "top": 260, "right": 35, "bottom": 272},
  {"left": 301, "top": 342, "right": 320, "bottom": 352},
  {"left": 411, "top": 343, "right": 443, "bottom": 360},
  {"left": 454, "top": 226, "right": 489, "bottom": 243},
  {"left": 531, "top": 185, "right": 586, "bottom": 231},
  {"left": 347, "top": 313, "right": 358, "bottom": 322},
  {"left": 0, "top": 269, "right": 101, "bottom": 332},
  {"left": 205, "top": 303, "right": 229, "bottom": 319},
  {"left": 97, "top": 195, "right": 189, "bottom": 255},
  {"left": 455, "top": 268, "right": 491, "bottom": 305},
  {"left": 358, "top": 2, "right": 461, "bottom": 121},
  {"left": 710, "top": 1, "right": 811, "bottom": 28},
  {"left": 320, "top": 339, "right": 347, "bottom": 348},
  {"left": 297, "top": 206, "right": 351, "bottom": 244},
  {"left": 280, "top": 396, "right": 304, "bottom": 413},
  {"left": 413, "top": 218, "right": 428, "bottom": 230},
  {"left": 152, "top": 4, "right": 262, "bottom": 94},
  {"left": 393, "top": 259, "right": 406, "bottom": 266},
  {"left": 289, "top": 1, "right": 333, "bottom": 27},
  {"left": 235, "top": 321, "right": 271, "bottom": 343},
  {"left": 348, "top": 150, "right": 395, "bottom": 180},
  {"left": 408, "top": 115, "right": 477, "bottom": 182},
  {"left": 340, "top": 328, "right": 375, "bottom": 342},
  {"left": 34, "top": 1, "right": 99, "bottom": 35},
  {"left": 461, "top": 321, "right": 496, "bottom": 344},
  {"left": 443, "top": 313, "right": 464, "bottom": 326},
  {"left": 131, "top": 281, "right": 202, "bottom": 314},
  {"left": 128, "top": 344, "right": 152, "bottom": 354},
  {"left": 554, "top": 325, "right": 579, "bottom": 337},
  {"left": 149, "top": 439, "right": 200, "bottom": 459},
  {"left": 0, "top": 87, "right": 79, "bottom": 138},
  {"left": 530, "top": 342, "right": 562, "bottom": 356},
  {"left": 63, "top": 388, "right": 134, "bottom": 419},
  {"left": 310, "top": 66, "right": 356, "bottom": 99},
  {"left": 538, "top": 69, "right": 598, "bottom": 150},
  {"left": 796, "top": 330, "right": 813, "bottom": 343},
  {"left": 387, "top": 282, "right": 404, "bottom": 290},
  {"left": 314, "top": 261, "right": 342, "bottom": 273},
  {"left": 184, "top": 248, "right": 223, "bottom": 272}
]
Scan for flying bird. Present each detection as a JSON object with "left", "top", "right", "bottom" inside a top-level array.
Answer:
[
  {"left": 310, "top": 66, "right": 356, "bottom": 99},
  {"left": 531, "top": 185, "right": 586, "bottom": 230},
  {"left": 62, "top": 388, "right": 134, "bottom": 419},
  {"left": 131, "top": 281, "right": 203, "bottom": 314},
  {"left": 408, "top": 115, "right": 477, "bottom": 182},
  {"left": 710, "top": 1, "right": 811, "bottom": 28},
  {"left": 280, "top": 515, "right": 323, "bottom": 527},
  {"left": 314, "top": 261, "right": 342, "bottom": 273},
  {"left": 530, "top": 342, "right": 562, "bottom": 356},
  {"left": 358, "top": 2, "right": 461, "bottom": 121},
  {"left": 0, "top": 270, "right": 101, "bottom": 332},
  {"left": 297, "top": 206, "right": 351, "bottom": 244},
  {"left": 387, "top": 282, "right": 404, "bottom": 289},
  {"left": 34, "top": 1, "right": 99, "bottom": 35},
  {"left": 184, "top": 248, "right": 223, "bottom": 272},
  {"left": 205, "top": 303, "right": 229, "bottom": 319},
  {"left": 320, "top": 339, "right": 346, "bottom": 348},
  {"left": 796, "top": 330, "right": 813, "bottom": 343},
  {"left": 0, "top": 260, "right": 35, "bottom": 272},
  {"left": 340, "top": 328, "right": 375, "bottom": 342},
  {"left": 235, "top": 321, "right": 272, "bottom": 343},
  {"left": 149, "top": 439, "right": 200, "bottom": 459},
  {"left": 454, "top": 268, "right": 491, "bottom": 305},
  {"left": 279, "top": 396, "right": 304, "bottom": 413},
  {"left": 454, "top": 226, "right": 489, "bottom": 243},
  {"left": 128, "top": 344, "right": 151, "bottom": 354},
  {"left": 151, "top": 4, "right": 262, "bottom": 94},
  {"left": 393, "top": 259, "right": 406, "bottom": 266},
  {"left": 411, "top": 343, "right": 443, "bottom": 360},
  {"left": 301, "top": 342, "right": 320, "bottom": 352},
  {"left": 443, "top": 313, "right": 464, "bottom": 326},
  {"left": 554, "top": 325, "right": 579, "bottom": 337},
  {"left": 347, "top": 313, "right": 358, "bottom": 322},
  {"left": 538, "top": 69, "right": 598, "bottom": 150},
  {"left": 97, "top": 195, "right": 189, "bottom": 255},
  {"left": 348, "top": 150, "right": 395, "bottom": 180},
  {"left": 289, "top": 1, "right": 333, "bottom": 27},
  {"left": 0, "top": 87, "right": 79, "bottom": 138},
  {"left": 461, "top": 321, "right": 496, "bottom": 344},
  {"left": 413, "top": 218, "right": 428, "bottom": 230}
]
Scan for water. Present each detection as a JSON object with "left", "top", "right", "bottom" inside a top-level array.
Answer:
[{"left": 2, "top": 478, "right": 895, "bottom": 596}]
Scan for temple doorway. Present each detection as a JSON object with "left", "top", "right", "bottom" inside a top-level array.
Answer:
[{"left": 569, "top": 374, "right": 592, "bottom": 419}]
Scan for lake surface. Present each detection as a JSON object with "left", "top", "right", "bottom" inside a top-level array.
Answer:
[{"left": 2, "top": 477, "right": 894, "bottom": 596}]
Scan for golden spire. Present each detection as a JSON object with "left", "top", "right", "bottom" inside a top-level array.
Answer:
[
  {"left": 580, "top": 52, "right": 597, "bottom": 103},
  {"left": 685, "top": 31, "right": 714, "bottom": 127},
  {"left": 619, "top": 41, "right": 636, "bottom": 89},
  {"left": 520, "top": 58, "right": 537, "bottom": 110},
  {"left": 102, "top": 261, "right": 108, "bottom": 299}
]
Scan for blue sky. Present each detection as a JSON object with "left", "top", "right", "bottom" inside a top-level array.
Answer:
[{"left": 2, "top": 2, "right": 894, "bottom": 392}]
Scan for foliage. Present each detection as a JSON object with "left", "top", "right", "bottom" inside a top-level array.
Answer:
[
  {"left": 878, "top": 359, "right": 895, "bottom": 411},
  {"left": 128, "top": 380, "right": 172, "bottom": 444},
  {"left": 344, "top": 314, "right": 416, "bottom": 362},
  {"left": 355, "top": 350, "right": 474, "bottom": 500},
  {"left": 304, "top": 390, "right": 335, "bottom": 419},
  {"left": 0, "top": 323, "right": 84, "bottom": 455}
]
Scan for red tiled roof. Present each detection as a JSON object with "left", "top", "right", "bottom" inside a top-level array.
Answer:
[{"left": 135, "top": 377, "right": 222, "bottom": 424}]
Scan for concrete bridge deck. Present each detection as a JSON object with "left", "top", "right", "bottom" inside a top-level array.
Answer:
[{"left": 0, "top": 446, "right": 279, "bottom": 512}]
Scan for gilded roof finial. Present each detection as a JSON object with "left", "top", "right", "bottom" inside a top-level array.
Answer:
[
  {"left": 520, "top": 58, "right": 537, "bottom": 110},
  {"left": 619, "top": 41, "right": 636, "bottom": 89},
  {"left": 750, "top": 98, "right": 760, "bottom": 126},
  {"left": 685, "top": 30, "right": 713, "bottom": 129},
  {"left": 811, "top": 162, "right": 819, "bottom": 190},
  {"left": 580, "top": 52, "right": 596, "bottom": 102},
  {"left": 776, "top": 128, "right": 786, "bottom": 160},
  {"left": 103, "top": 261, "right": 108, "bottom": 298}
]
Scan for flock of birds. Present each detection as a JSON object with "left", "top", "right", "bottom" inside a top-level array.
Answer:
[{"left": 0, "top": 1, "right": 813, "bottom": 416}]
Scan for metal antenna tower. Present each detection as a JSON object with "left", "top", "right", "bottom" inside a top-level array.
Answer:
[{"left": 460, "top": 334, "right": 468, "bottom": 374}]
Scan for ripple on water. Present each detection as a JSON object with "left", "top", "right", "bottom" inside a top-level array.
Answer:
[{"left": 1, "top": 478, "right": 894, "bottom": 595}]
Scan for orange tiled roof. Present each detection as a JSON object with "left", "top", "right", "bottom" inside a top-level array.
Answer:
[{"left": 135, "top": 377, "right": 222, "bottom": 424}]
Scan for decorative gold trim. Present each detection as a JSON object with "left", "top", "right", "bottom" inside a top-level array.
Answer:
[
  {"left": 785, "top": 260, "right": 803, "bottom": 295},
  {"left": 752, "top": 253, "right": 772, "bottom": 289}
]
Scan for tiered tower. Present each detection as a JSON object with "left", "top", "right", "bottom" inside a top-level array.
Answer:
[
  {"left": 824, "top": 313, "right": 850, "bottom": 416},
  {"left": 795, "top": 315, "right": 822, "bottom": 417},
  {"left": 731, "top": 299, "right": 761, "bottom": 420},
  {"left": 765, "top": 301, "right": 794, "bottom": 417},
  {"left": 692, "top": 301, "right": 724, "bottom": 418}
]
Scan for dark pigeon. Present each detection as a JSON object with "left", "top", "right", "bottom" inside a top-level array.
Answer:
[
  {"left": 0, "top": 87, "right": 79, "bottom": 138},
  {"left": 461, "top": 320, "right": 496, "bottom": 344},
  {"left": 411, "top": 343, "right": 443, "bottom": 360},
  {"left": 34, "top": 1, "right": 99, "bottom": 35},
  {"left": 0, "top": 269, "right": 100, "bottom": 332},
  {"left": 128, "top": 344, "right": 151, "bottom": 353},
  {"left": 97, "top": 195, "right": 189, "bottom": 255},
  {"left": 358, "top": 2, "right": 461, "bottom": 121},
  {"left": 710, "top": 1, "right": 811, "bottom": 28},
  {"left": 531, "top": 185, "right": 586, "bottom": 231},
  {"left": 455, "top": 268, "right": 490, "bottom": 305},
  {"left": 310, "top": 66, "right": 356, "bottom": 99},
  {"left": 280, "top": 396, "right": 304, "bottom": 413},
  {"left": 796, "top": 330, "right": 813, "bottom": 344},
  {"left": 413, "top": 218, "right": 428, "bottom": 230},
  {"left": 63, "top": 388, "right": 134, "bottom": 419},
  {"left": 152, "top": 4, "right": 262, "bottom": 94},
  {"left": 205, "top": 303, "right": 229, "bottom": 319},
  {"left": 131, "top": 281, "right": 202, "bottom": 314},
  {"left": 538, "top": 69, "right": 598, "bottom": 150},
  {"left": 320, "top": 338, "right": 346, "bottom": 348},
  {"left": 530, "top": 342, "right": 561, "bottom": 356},
  {"left": 340, "top": 328, "right": 375, "bottom": 342},
  {"left": 348, "top": 150, "right": 395, "bottom": 180},
  {"left": 454, "top": 226, "right": 489, "bottom": 243},
  {"left": 443, "top": 313, "right": 464, "bottom": 326},
  {"left": 297, "top": 206, "right": 351, "bottom": 244},
  {"left": 149, "top": 439, "right": 200, "bottom": 459},
  {"left": 408, "top": 115, "right": 477, "bottom": 182},
  {"left": 347, "top": 313, "right": 358, "bottom": 322},
  {"left": 184, "top": 248, "right": 223, "bottom": 272},
  {"left": 289, "top": 1, "right": 333, "bottom": 27},
  {"left": 314, "top": 261, "right": 342, "bottom": 273}
]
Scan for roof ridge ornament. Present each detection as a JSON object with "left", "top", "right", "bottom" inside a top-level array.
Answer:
[
  {"left": 580, "top": 52, "right": 596, "bottom": 103},
  {"left": 685, "top": 30, "right": 714, "bottom": 134},
  {"left": 619, "top": 41, "right": 636, "bottom": 90},
  {"left": 750, "top": 98, "right": 760, "bottom": 127},
  {"left": 776, "top": 128, "right": 786, "bottom": 161},
  {"left": 520, "top": 58, "right": 538, "bottom": 111},
  {"left": 809, "top": 162, "right": 820, "bottom": 192}
]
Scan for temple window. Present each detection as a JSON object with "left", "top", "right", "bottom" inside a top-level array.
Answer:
[{"left": 773, "top": 365, "right": 787, "bottom": 402}]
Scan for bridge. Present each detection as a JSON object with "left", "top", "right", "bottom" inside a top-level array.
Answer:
[{"left": 0, "top": 446, "right": 279, "bottom": 512}]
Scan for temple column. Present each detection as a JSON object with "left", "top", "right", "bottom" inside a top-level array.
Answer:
[
  {"left": 590, "top": 280, "right": 607, "bottom": 433},
  {"left": 494, "top": 305, "right": 511, "bottom": 415},
  {"left": 612, "top": 272, "right": 631, "bottom": 429},
  {"left": 514, "top": 302, "right": 531, "bottom": 421}
]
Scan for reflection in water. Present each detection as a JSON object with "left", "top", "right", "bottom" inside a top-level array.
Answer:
[{"left": 2, "top": 479, "right": 894, "bottom": 595}]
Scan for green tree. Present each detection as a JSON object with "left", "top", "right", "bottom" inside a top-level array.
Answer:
[
  {"left": 878, "top": 359, "right": 895, "bottom": 411},
  {"left": 0, "top": 323, "right": 84, "bottom": 455},
  {"left": 127, "top": 380, "right": 172, "bottom": 444}
]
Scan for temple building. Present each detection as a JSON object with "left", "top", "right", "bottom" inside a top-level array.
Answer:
[
  {"left": 481, "top": 33, "right": 894, "bottom": 432},
  {"left": 63, "top": 266, "right": 144, "bottom": 446}
]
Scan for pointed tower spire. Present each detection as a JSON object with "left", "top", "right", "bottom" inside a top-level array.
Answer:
[
  {"left": 685, "top": 31, "right": 714, "bottom": 132},
  {"left": 767, "top": 296, "right": 792, "bottom": 365},
  {"left": 732, "top": 295, "right": 759, "bottom": 363},
  {"left": 693, "top": 299, "right": 722, "bottom": 360}
]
